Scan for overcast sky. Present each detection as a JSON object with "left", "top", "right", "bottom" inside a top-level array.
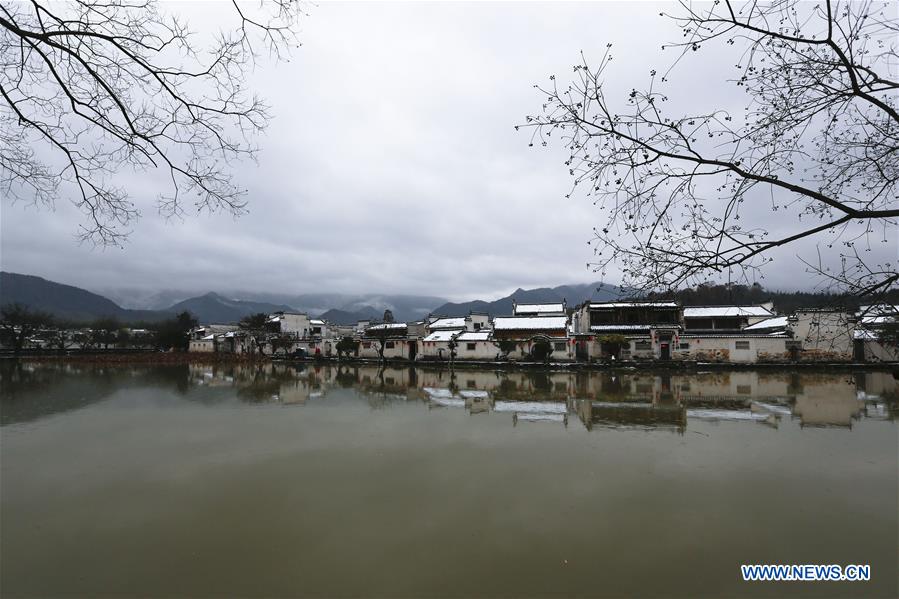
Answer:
[{"left": 2, "top": 1, "right": 895, "bottom": 303}]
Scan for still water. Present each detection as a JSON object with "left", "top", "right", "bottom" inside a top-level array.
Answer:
[{"left": 1, "top": 362, "right": 897, "bottom": 598}]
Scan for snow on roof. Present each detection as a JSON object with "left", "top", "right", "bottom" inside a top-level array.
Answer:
[
  {"left": 423, "top": 330, "right": 458, "bottom": 342},
  {"left": 860, "top": 315, "right": 897, "bottom": 325},
  {"left": 310, "top": 319, "right": 325, "bottom": 325},
  {"left": 590, "top": 324, "right": 653, "bottom": 331},
  {"left": 493, "top": 316, "right": 568, "bottom": 331},
  {"left": 680, "top": 333, "right": 789, "bottom": 339},
  {"left": 743, "top": 316, "right": 788, "bottom": 331},
  {"left": 853, "top": 329, "right": 879, "bottom": 340},
  {"left": 513, "top": 303, "right": 565, "bottom": 314},
  {"left": 201, "top": 334, "right": 216, "bottom": 340},
  {"left": 457, "top": 331, "right": 491, "bottom": 341},
  {"left": 428, "top": 317, "right": 467, "bottom": 329},
  {"left": 589, "top": 301, "right": 679, "bottom": 309},
  {"left": 683, "top": 306, "right": 774, "bottom": 318},
  {"left": 858, "top": 304, "right": 898, "bottom": 315},
  {"left": 366, "top": 323, "right": 407, "bottom": 331}
]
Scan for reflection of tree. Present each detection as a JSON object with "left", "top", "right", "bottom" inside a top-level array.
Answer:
[
  {"left": 526, "top": 0, "right": 899, "bottom": 298},
  {"left": 335, "top": 366, "right": 359, "bottom": 388},
  {"left": 527, "top": 372, "right": 553, "bottom": 393},
  {"left": 0, "top": 361, "right": 193, "bottom": 424},
  {"left": 1, "top": 1, "right": 305, "bottom": 245},
  {"left": 233, "top": 364, "right": 297, "bottom": 403}
]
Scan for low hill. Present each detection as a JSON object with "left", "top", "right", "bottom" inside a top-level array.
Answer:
[
  {"left": 0, "top": 272, "right": 167, "bottom": 322},
  {"left": 165, "top": 293, "right": 296, "bottom": 324},
  {"left": 317, "top": 306, "right": 383, "bottom": 325},
  {"left": 431, "top": 282, "right": 621, "bottom": 317}
]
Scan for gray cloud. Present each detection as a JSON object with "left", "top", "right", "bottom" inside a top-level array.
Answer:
[{"left": 2, "top": 2, "right": 894, "bottom": 302}]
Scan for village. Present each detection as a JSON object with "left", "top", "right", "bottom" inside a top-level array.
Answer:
[{"left": 187, "top": 299, "right": 899, "bottom": 365}]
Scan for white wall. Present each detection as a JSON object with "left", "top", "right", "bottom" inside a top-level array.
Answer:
[{"left": 673, "top": 336, "right": 788, "bottom": 363}]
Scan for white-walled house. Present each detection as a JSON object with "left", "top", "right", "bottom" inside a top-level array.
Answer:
[
  {"left": 188, "top": 324, "right": 239, "bottom": 353},
  {"left": 268, "top": 312, "right": 312, "bottom": 338},
  {"left": 788, "top": 309, "right": 854, "bottom": 361},
  {"left": 672, "top": 334, "right": 790, "bottom": 363},
  {"left": 427, "top": 317, "right": 466, "bottom": 332},
  {"left": 426, "top": 314, "right": 489, "bottom": 333},
  {"left": 359, "top": 323, "right": 413, "bottom": 360},
  {"left": 455, "top": 331, "right": 496, "bottom": 360},
  {"left": 853, "top": 305, "right": 899, "bottom": 363},
  {"left": 492, "top": 315, "right": 573, "bottom": 361},
  {"left": 512, "top": 301, "right": 567, "bottom": 317},
  {"left": 682, "top": 305, "right": 775, "bottom": 332},
  {"left": 743, "top": 316, "right": 789, "bottom": 335},
  {"left": 420, "top": 330, "right": 497, "bottom": 361},
  {"left": 421, "top": 330, "right": 460, "bottom": 360},
  {"left": 572, "top": 301, "right": 682, "bottom": 361}
]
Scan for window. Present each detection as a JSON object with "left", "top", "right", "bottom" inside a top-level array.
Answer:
[
  {"left": 474, "top": 322, "right": 482, "bottom": 330},
  {"left": 679, "top": 342, "right": 690, "bottom": 350},
  {"left": 736, "top": 385, "right": 752, "bottom": 395},
  {"left": 385, "top": 341, "right": 395, "bottom": 349},
  {"left": 554, "top": 342, "right": 566, "bottom": 351},
  {"left": 362, "top": 342, "right": 371, "bottom": 349},
  {"left": 467, "top": 343, "right": 476, "bottom": 350},
  {"left": 735, "top": 340, "right": 750, "bottom": 350}
]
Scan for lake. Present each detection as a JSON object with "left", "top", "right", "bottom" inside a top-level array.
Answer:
[{"left": 1, "top": 361, "right": 897, "bottom": 598}]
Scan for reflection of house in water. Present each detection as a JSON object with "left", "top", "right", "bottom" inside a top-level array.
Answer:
[
  {"left": 423, "top": 388, "right": 493, "bottom": 414},
  {"left": 460, "top": 390, "right": 490, "bottom": 414},
  {"left": 791, "top": 380, "right": 864, "bottom": 428},
  {"left": 424, "top": 387, "right": 467, "bottom": 409},
  {"left": 185, "top": 364, "right": 894, "bottom": 430},
  {"left": 495, "top": 400, "right": 568, "bottom": 426},
  {"left": 573, "top": 399, "right": 686, "bottom": 433},
  {"left": 855, "top": 371, "right": 899, "bottom": 421},
  {"left": 187, "top": 363, "right": 329, "bottom": 406}
]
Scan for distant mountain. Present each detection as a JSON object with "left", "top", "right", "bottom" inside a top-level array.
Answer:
[
  {"left": 271, "top": 293, "right": 445, "bottom": 323},
  {"left": 97, "top": 287, "right": 196, "bottom": 311},
  {"left": 100, "top": 287, "right": 448, "bottom": 323},
  {"left": 1, "top": 272, "right": 622, "bottom": 326},
  {"left": 165, "top": 292, "right": 296, "bottom": 324},
  {"left": 0, "top": 272, "right": 168, "bottom": 322},
  {"left": 431, "top": 282, "right": 621, "bottom": 317},
  {"left": 317, "top": 306, "right": 383, "bottom": 325}
]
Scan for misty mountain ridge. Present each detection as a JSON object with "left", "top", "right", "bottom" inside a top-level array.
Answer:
[
  {"left": 431, "top": 282, "right": 621, "bottom": 317},
  {"left": 96, "top": 287, "right": 447, "bottom": 323},
  {"left": 0, "top": 272, "right": 168, "bottom": 323},
  {"left": 166, "top": 293, "right": 297, "bottom": 324},
  {"left": 2, "top": 271, "right": 621, "bottom": 324}
]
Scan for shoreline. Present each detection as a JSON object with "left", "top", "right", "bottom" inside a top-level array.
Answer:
[{"left": 4, "top": 351, "right": 898, "bottom": 373}]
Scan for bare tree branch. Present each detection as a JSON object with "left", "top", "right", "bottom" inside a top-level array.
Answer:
[
  {"left": 523, "top": 0, "right": 897, "bottom": 299},
  {"left": 0, "top": 0, "right": 307, "bottom": 245}
]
